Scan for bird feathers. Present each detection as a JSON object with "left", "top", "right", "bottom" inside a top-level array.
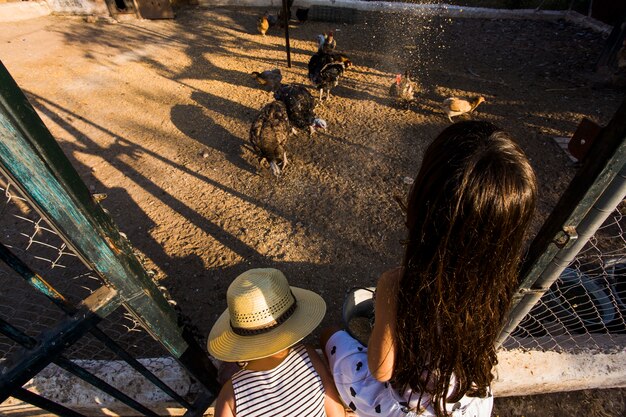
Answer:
[
  {"left": 442, "top": 96, "right": 485, "bottom": 122},
  {"left": 252, "top": 69, "right": 282, "bottom": 92},
  {"left": 389, "top": 72, "right": 415, "bottom": 106},
  {"left": 250, "top": 101, "right": 290, "bottom": 176}
]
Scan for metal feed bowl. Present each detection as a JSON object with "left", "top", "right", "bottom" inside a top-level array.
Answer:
[{"left": 342, "top": 287, "right": 375, "bottom": 346}]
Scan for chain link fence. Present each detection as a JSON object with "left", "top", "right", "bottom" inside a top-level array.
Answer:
[
  {"left": 0, "top": 172, "right": 169, "bottom": 363},
  {"left": 503, "top": 201, "right": 626, "bottom": 353}
]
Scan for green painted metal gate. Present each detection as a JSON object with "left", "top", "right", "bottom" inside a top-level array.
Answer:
[{"left": 0, "top": 60, "right": 219, "bottom": 415}]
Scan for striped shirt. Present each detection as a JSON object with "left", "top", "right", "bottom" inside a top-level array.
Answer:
[{"left": 231, "top": 344, "right": 326, "bottom": 417}]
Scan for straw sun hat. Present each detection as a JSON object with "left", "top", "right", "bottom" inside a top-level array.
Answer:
[{"left": 207, "top": 268, "right": 326, "bottom": 362}]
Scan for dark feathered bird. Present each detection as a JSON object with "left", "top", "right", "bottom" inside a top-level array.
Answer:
[
  {"left": 296, "top": 8, "right": 309, "bottom": 22},
  {"left": 251, "top": 69, "right": 282, "bottom": 92},
  {"left": 308, "top": 55, "right": 351, "bottom": 101},
  {"left": 274, "top": 84, "right": 327, "bottom": 137},
  {"left": 308, "top": 34, "right": 352, "bottom": 101},
  {"left": 249, "top": 101, "right": 290, "bottom": 177}
]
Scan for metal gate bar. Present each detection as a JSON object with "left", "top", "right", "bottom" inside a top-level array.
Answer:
[
  {"left": 2, "top": 317, "right": 162, "bottom": 416},
  {"left": 0, "top": 318, "right": 38, "bottom": 348},
  {"left": 0, "top": 60, "right": 219, "bottom": 396},
  {"left": 53, "top": 357, "right": 162, "bottom": 417},
  {"left": 0, "top": 242, "right": 193, "bottom": 408},
  {"left": 498, "top": 98, "right": 626, "bottom": 346},
  {"left": 0, "top": 286, "right": 120, "bottom": 401},
  {"left": 13, "top": 388, "right": 88, "bottom": 417}
]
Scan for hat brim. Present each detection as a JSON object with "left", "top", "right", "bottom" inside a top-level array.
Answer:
[{"left": 207, "top": 286, "right": 326, "bottom": 362}]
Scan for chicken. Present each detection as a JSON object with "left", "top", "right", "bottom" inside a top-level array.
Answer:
[
  {"left": 308, "top": 34, "right": 352, "bottom": 101},
  {"left": 442, "top": 96, "right": 485, "bottom": 122},
  {"left": 322, "top": 31, "right": 336, "bottom": 52},
  {"left": 267, "top": 13, "right": 279, "bottom": 27},
  {"left": 257, "top": 12, "right": 278, "bottom": 36},
  {"left": 274, "top": 83, "right": 327, "bottom": 137},
  {"left": 251, "top": 69, "right": 282, "bottom": 92},
  {"left": 389, "top": 71, "right": 415, "bottom": 107},
  {"left": 296, "top": 8, "right": 309, "bottom": 22},
  {"left": 257, "top": 13, "right": 270, "bottom": 36},
  {"left": 249, "top": 101, "right": 290, "bottom": 177}
]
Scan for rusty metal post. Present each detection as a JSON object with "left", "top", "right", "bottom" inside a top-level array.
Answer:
[{"left": 283, "top": 0, "right": 291, "bottom": 68}]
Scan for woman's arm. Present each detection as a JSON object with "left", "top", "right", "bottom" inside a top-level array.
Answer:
[
  {"left": 367, "top": 267, "right": 401, "bottom": 382},
  {"left": 306, "top": 345, "right": 351, "bottom": 417},
  {"left": 214, "top": 380, "right": 236, "bottom": 417}
]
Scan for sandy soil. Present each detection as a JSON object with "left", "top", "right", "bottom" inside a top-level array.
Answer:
[{"left": 0, "top": 4, "right": 624, "bottom": 415}]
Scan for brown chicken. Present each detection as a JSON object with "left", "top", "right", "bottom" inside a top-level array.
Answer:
[
  {"left": 257, "top": 14, "right": 269, "bottom": 36},
  {"left": 442, "top": 96, "right": 485, "bottom": 122},
  {"left": 257, "top": 12, "right": 278, "bottom": 36}
]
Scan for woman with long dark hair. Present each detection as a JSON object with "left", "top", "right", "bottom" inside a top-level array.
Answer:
[{"left": 322, "top": 121, "right": 537, "bottom": 417}]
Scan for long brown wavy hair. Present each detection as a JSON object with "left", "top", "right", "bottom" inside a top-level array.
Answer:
[{"left": 393, "top": 121, "right": 537, "bottom": 416}]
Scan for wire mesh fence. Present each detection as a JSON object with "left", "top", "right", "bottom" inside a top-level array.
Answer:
[
  {"left": 0, "top": 171, "right": 167, "bottom": 363},
  {"left": 503, "top": 201, "right": 626, "bottom": 353}
]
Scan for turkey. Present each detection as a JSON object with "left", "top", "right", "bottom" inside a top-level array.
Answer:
[
  {"left": 308, "top": 34, "right": 352, "bottom": 101},
  {"left": 274, "top": 83, "right": 327, "bottom": 137},
  {"left": 249, "top": 101, "right": 291, "bottom": 177}
]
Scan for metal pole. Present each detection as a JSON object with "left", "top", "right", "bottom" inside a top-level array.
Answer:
[
  {"left": 497, "top": 166, "right": 626, "bottom": 346},
  {"left": 497, "top": 98, "right": 626, "bottom": 347},
  {"left": 0, "top": 60, "right": 219, "bottom": 394},
  {"left": 283, "top": 0, "right": 291, "bottom": 68},
  {"left": 0, "top": 243, "right": 192, "bottom": 408}
]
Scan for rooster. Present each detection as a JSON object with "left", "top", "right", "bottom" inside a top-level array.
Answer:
[
  {"left": 249, "top": 101, "right": 290, "bottom": 177},
  {"left": 308, "top": 34, "right": 352, "bottom": 101},
  {"left": 322, "top": 31, "right": 336, "bottom": 52},
  {"left": 389, "top": 71, "right": 415, "bottom": 107},
  {"left": 442, "top": 96, "right": 485, "bottom": 122},
  {"left": 274, "top": 84, "right": 327, "bottom": 137},
  {"left": 251, "top": 69, "right": 282, "bottom": 92}
]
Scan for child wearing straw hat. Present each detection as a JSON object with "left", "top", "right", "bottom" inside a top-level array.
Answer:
[{"left": 207, "top": 268, "right": 349, "bottom": 417}]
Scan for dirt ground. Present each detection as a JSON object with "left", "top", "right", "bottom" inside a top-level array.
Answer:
[{"left": 0, "top": 4, "right": 624, "bottom": 416}]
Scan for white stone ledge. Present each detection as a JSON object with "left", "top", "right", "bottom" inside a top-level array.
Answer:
[{"left": 1, "top": 347, "right": 624, "bottom": 416}]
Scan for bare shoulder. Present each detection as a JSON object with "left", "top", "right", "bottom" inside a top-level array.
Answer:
[
  {"left": 377, "top": 266, "right": 402, "bottom": 297},
  {"left": 304, "top": 344, "right": 328, "bottom": 373}
]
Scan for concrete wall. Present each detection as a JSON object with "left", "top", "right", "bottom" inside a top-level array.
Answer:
[
  {"left": 0, "top": 0, "right": 111, "bottom": 21},
  {"left": 0, "top": 1, "right": 50, "bottom": 22},
  {"left": 1, "top": 348, "right": 625, "bottom": 416},
  {"left": 46, "top": 0, "right": 110, "bottom": 16}
]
